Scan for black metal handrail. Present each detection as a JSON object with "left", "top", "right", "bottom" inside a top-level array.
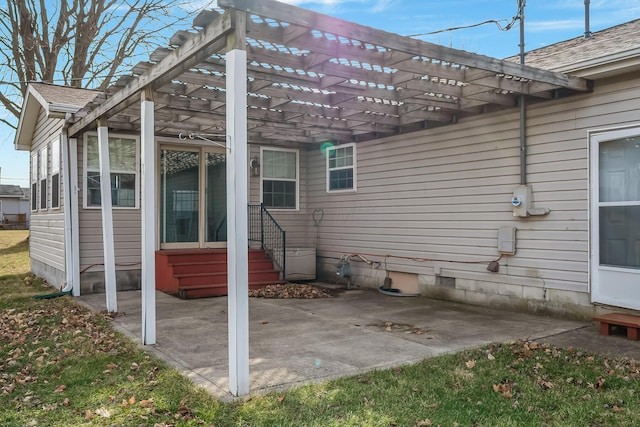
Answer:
[{"left": 248, "top": 204, "right": 286, "bottom": 278}]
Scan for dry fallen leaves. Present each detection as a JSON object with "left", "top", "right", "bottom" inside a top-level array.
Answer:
[
  {"left": 590, "top": 377, "right": 606, "bottom": 391},
  {"left": 139, "top": 398, "right": 154, "bottom": 408},
  {"left": 536, "top": 377, "right": 554, "bottom": 390},
  {"left": 94, "top": 407, "right": 112, "bottom": 418},
  {"left": 493, "top": 382, "right": 514, "bottom": 399},
  {"left": 465, "top": 360, "right": 476, "bottom": 369},
  {"left": 249, "top": 283, "right": 333, "bottom": 299}
]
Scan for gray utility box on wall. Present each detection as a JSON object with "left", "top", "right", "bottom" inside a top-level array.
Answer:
[
  {"left": 285, "top": 248, "right": 316, "bottom": 280},
  {"left": 498, "top": 226, "right": 516, "bottom": 255}
]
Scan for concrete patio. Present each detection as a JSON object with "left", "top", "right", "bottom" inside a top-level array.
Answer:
[{"left": 78, "top": 284, "right": 592, "bottom": 400}]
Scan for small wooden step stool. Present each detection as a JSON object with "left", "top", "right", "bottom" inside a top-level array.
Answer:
[{"left": 592, "top": 313, "right": 640, "bottom": 340}]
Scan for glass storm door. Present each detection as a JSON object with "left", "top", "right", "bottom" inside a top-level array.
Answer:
[
  {"left": 590, "top": 129, "right": 640, "bottom": 310},
  {"left": 160, "top": 147, "right": 227, "bottom": 249}
]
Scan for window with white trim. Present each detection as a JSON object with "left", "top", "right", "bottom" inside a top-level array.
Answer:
[
  {"left": 30, "top": 154, "right": 37, "bottom": 211},
  {"left": 326, "top": 143, "right": 356, "bottom": 192},
  {"left": 51, "top": 138, "right": 60, "bottom": 209},
  {"left": 261, "top": 147, "right": 298, "bottom": 210},
  {"left": 39, "top": 146, "right": 48, "bottom": 210},
  {"left": 84, "top": 134, "right": 139, "bottom": 208}
]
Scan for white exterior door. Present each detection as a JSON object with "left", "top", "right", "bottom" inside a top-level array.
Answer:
[{"left": 590, "top": 127, "right": 640, "bottom": 310}]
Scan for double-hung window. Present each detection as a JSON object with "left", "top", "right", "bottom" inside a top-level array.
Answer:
[
  {"left": 39, "top": 146, "right": 48, "bottom": 209},
  {"left": 84, "top": 134, "right": 139, "bottom": 208},
  {"left": 261, "top": 147, "right": 298, "bottom": 210},
  {"left": 327, "top": 143, "right": 356, "bottom": 192},
  {"left": 50, "top": 138, "right": 60, "bottom": 209}
]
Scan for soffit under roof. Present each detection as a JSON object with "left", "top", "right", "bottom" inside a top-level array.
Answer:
[{"left": 68, "top": 0, "right": 592, "bottom": 146}]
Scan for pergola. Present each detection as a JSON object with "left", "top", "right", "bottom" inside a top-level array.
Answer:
[
  {"left": 64, "top": 0, "right": 591, "bottom": 396},
  {"left": 69, "top": 0, "right": 591, "bottom": 143}
]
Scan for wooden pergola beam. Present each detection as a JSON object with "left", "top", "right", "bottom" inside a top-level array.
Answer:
[{"left": 68, "top": 10, "right": 234, "bottom": 137}]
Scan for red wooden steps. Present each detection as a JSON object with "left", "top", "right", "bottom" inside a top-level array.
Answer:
[
  {"left": 155, "top": 248, "right": 282, "bottom": 299},
  {"left": 593, "top": 313, "right": 640, "bottom": 340}
]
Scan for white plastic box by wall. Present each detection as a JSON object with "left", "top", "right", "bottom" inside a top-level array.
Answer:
[{"left": 285, "top": 248, "right": 316, "bottom": 280}]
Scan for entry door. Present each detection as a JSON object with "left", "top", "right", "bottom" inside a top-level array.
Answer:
[
  {"left": 590, "top": 128, "right": 640, "bottom": 310},
  {"left": 160, "top": 146, "right": 226, "bottom": 249}
]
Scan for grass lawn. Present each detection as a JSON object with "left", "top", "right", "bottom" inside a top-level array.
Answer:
[{"left": 1, "top": 229, "right": 639, "bottom": 426}]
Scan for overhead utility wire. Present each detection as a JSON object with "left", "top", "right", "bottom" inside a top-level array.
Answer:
[{"left": 408, "top": 0, "right": 525, "bottom": 37}]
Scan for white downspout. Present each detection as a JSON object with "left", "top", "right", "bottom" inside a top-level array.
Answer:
[
  {"left": 61, "top": 130, "right": 74, "bottom": 293},
  {"left": 69, "top": 137, "right": 80, "bottom": 296}
]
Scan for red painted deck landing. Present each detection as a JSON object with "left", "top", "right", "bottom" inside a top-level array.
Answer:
[
  {"left": 593, "top": 313, "right": 640, "bottom": 340},
  {"left": 155, "top": 248, "right": 282, "bottom": 299}
]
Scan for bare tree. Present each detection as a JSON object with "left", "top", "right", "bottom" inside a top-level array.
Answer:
[{"left": 0, "top": 0, "right": 200, "bottom": 129}]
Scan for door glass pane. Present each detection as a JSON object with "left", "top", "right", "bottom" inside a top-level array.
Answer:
[
  {"left": 161, "top": 150, "right": 199, "bottom": 243},
  {"left": 599, "top": 136, "right": 640, "bottom": 202},
  {"left": 599, "top": 206, "right": 640, "bottom": 269},
  {"left": 205, "top": 152, "right": 227, "bottom": 242},
  {"left": 599, "top": 136, "right": 640, "bottom": 268}
]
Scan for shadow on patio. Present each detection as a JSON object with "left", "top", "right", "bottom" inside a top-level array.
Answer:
[{"left": 78, "top": 285, "right": 586, "bottom": 400}]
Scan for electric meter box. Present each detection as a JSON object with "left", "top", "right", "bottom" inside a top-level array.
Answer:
[{"left": 511, "top": 185, "right": 532, "bottom": 217}]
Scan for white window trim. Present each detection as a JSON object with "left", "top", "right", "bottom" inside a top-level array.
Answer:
[
  {"left": 39, "top": 146, "right": 48, "bottom": 211},
  {"left": 82, "top": 132, "right": 140, "bottom": 210},
  {"left": 260, "top": 146, "right": 299, "bottom": 211},
  {"left": 50, "top": 137, "right": 61, "bottom": 210},
  {"left": 326, "top": 142, "right": 357, "bottom": 193},
  {"left": 30, "top": 154, "right": 38, "bottom": 212}
]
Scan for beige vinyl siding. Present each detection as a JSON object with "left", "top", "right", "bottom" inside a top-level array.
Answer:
[
  {"left": 306, "top": 72, "right": 640, "bottom": 294},
  {"left": 249, "top": 144, "right": 310, "bottom": 248},
  {"left": 29, "top": 109, "right": 66, "bottom": 280},
  {"left": 76, "top": 135, "right": 141, "bottom": 271}
]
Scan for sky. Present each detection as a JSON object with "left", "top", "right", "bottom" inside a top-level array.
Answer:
[{"left": 1, "top": 0, "right": 639, "bottom": 188}]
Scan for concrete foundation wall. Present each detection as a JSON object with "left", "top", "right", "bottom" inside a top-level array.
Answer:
[
  {"left": 79, "top": 268, "right": 141, "bottom": 295},
  {"left": 31, "top": 258, "right": 65, "bottom": 289},
  {"left": 317, "top": 260, "right": 639, "bottom": 321}
]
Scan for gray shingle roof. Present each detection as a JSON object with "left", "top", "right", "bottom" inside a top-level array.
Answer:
[
  {"left": 508, "top": 19, "right": 640, "bottom": 71},
  {"left": 30, "top": 82, "right": 101, "bottom": 110},
  {"left": 0, "top": 184, "right": 26, "bottom": 198}
]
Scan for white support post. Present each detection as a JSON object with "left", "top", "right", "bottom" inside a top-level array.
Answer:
[
  {"left": 97, "top": 124, "right": 118, "bottom": 312},
  {"left": 140, "top": 92, "right": 157, "bottom": 345},
  {"left": 69, "top": 138, "right": 80, "bottom": 296},
  {"left": 61, "top": 133, "right": 74, "bottom": 292},
  {"left": 226, "top": 47, "right": 249, "bottom": 396}
]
